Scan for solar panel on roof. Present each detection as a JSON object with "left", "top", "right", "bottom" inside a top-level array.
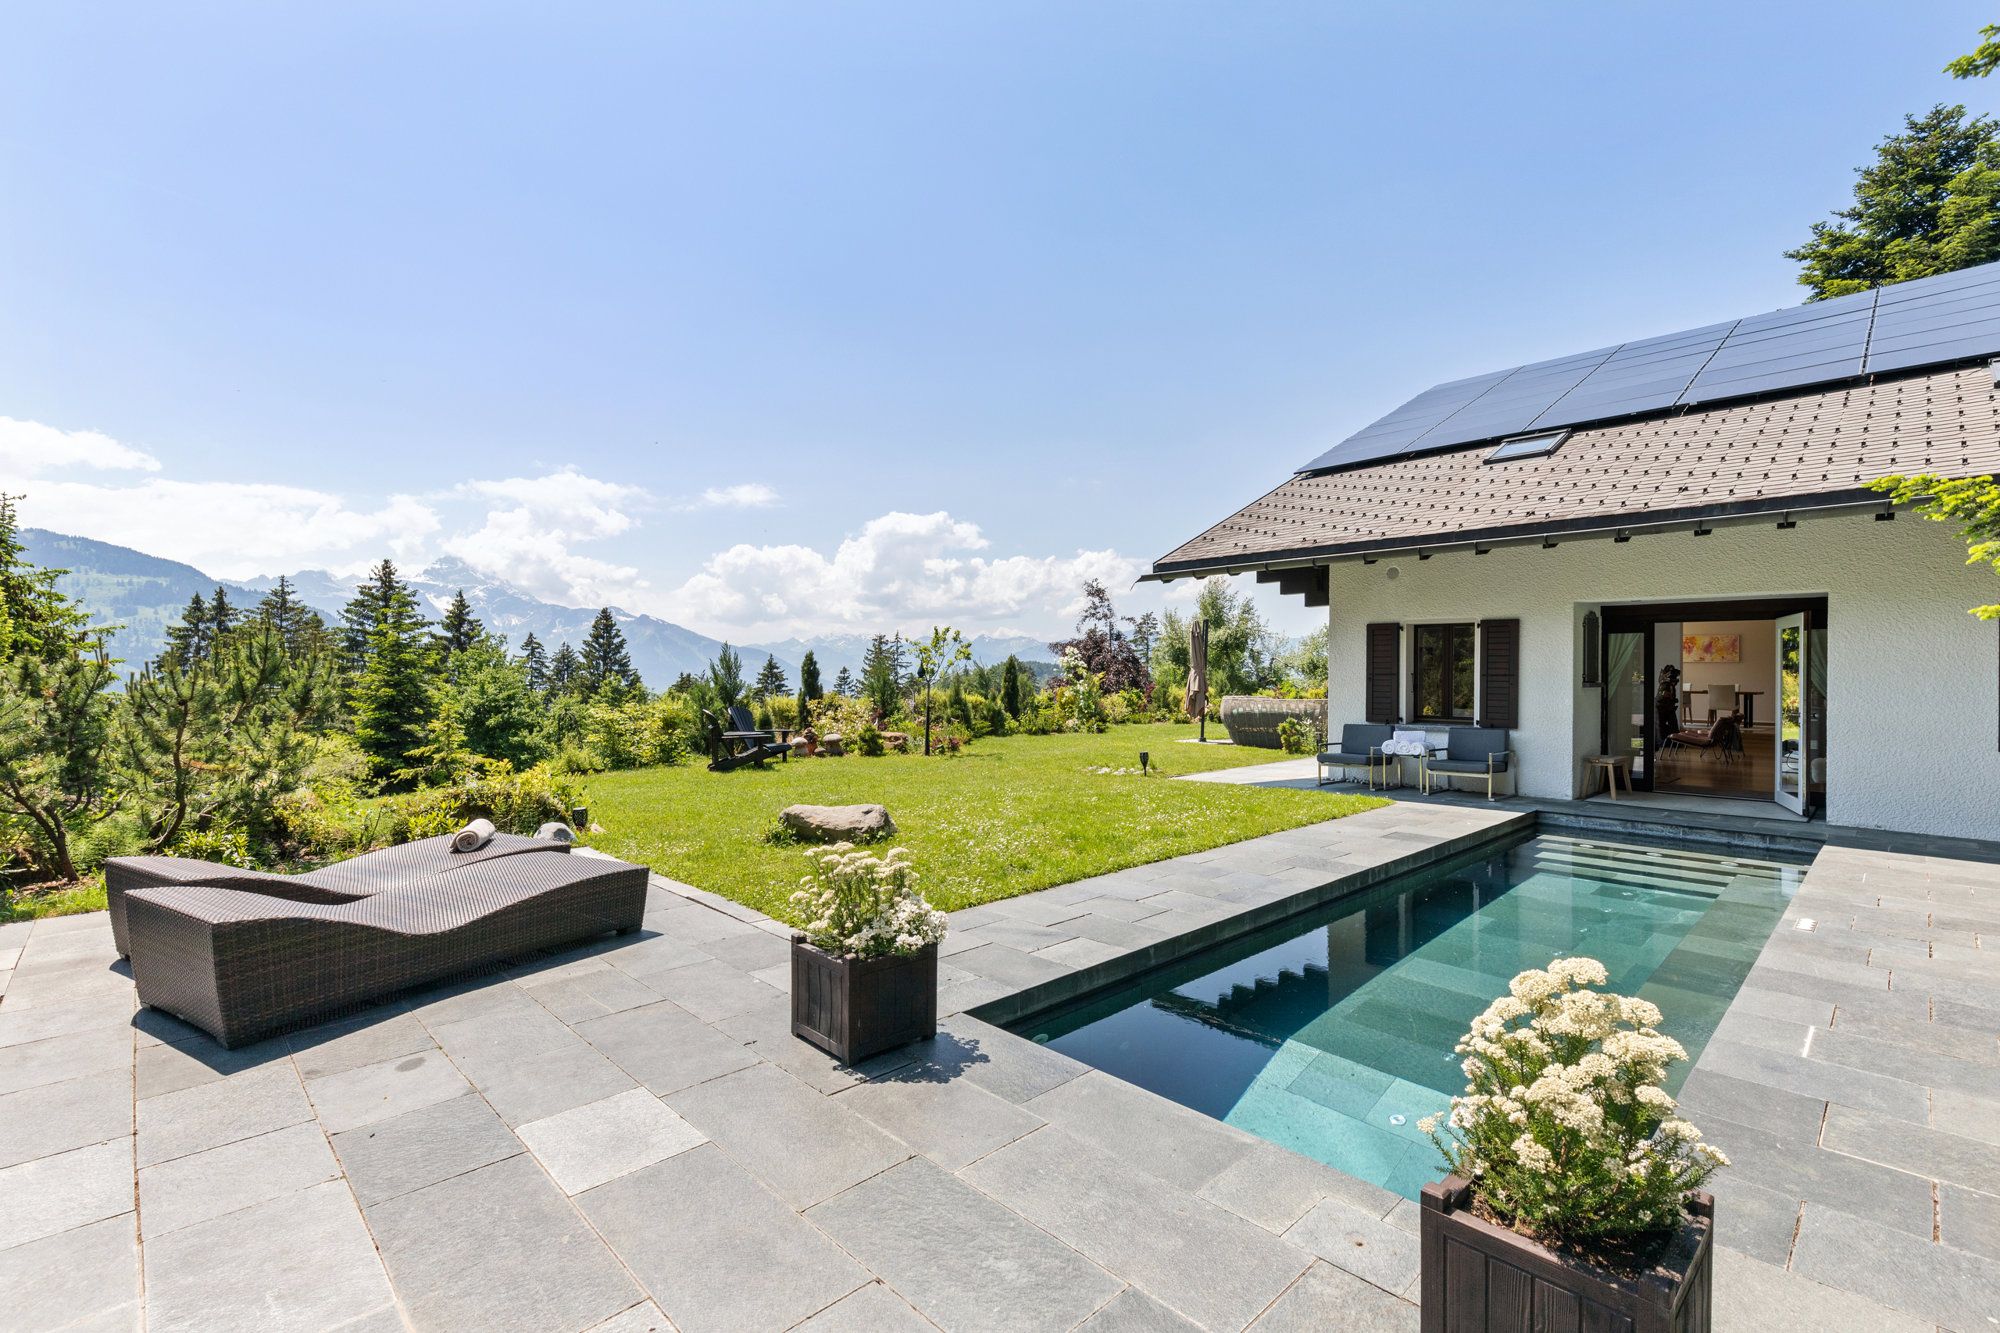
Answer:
[{"left": 1298, "top": 257, "right": 2000, "bottom": 475}]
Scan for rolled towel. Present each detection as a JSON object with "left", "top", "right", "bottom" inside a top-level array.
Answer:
[
  {"left": 451, "top": 818, "right": 497, "bottom": 853},
  {"left": 534, "top": 821, "right": 576, "bottom": 845}
]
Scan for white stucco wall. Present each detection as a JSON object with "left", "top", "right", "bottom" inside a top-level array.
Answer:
[{"left": 1321, "top": 509, "right": 2000, "bottom": 838}]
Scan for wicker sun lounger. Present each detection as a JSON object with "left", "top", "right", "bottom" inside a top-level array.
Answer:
[
  {"left": 105, "top": 831, "right": 572, "bottom": 957},
  {"left": 124, "top": 851, "right": 648, "bottom": 1048}
]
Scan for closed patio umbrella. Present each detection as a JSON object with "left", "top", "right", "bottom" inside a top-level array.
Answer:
[{"left": 1187, "top": 619, "right": 1210, "bottom": 742}]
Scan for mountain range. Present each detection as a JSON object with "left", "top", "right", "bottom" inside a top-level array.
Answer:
[{"left": 18, "top": 529, "right": 1057, "bottom": 686}]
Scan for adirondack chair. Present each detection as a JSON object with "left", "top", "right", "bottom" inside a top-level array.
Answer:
[{"left": 703, "top": 704, "right": 793, "bottom": 772}]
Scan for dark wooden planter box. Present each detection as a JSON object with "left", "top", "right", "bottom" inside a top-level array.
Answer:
[
  {"left": 790, "top": 938, "right": 938, "bottom": 1064},
  {"left": 1419, "top": 1176, "right": 1713, "bottom": 1333}
]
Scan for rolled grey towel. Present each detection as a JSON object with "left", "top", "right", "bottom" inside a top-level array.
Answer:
[
  {"left": 451, "top": 818, "right": 497, "bottom": 853},
  {"left": 534, "top": 821, "right": 576, "bottom": 845}
]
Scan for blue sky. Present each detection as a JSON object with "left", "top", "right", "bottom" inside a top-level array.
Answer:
[{"left": 1, "top": 2, "right": 1990, "bottom": 641}]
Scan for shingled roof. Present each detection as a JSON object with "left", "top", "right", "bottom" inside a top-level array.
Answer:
[{"left": 1151, "top": 363, "right": 2000, "bottom": 577}]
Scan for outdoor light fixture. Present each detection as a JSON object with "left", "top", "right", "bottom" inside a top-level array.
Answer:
[
  {"left": 1474, "top": 545, "right": 1491, "bottom": 556},
  {"left": 1542, "top": 536, "right": 1559, "bottom": 550},
  {"left": 1139, "top": 751, "right": 1150, "bottom": 774},
  {"left": 1362, "top": 555, "right": 1378, "bottom": 566},
  {"left": 1693, "top": 524, "right": 1712, "bottom": 537},
  {"left": 1418, "top": 550, "right": 1433, "bottom": 561},
  {"left": 1776, "top": 514, "right": 1796, "bottom": 530},
  {"left": 1876, "top": 506, "right": 1896, "bottom": 522},
  {"left": 1614, "top": 530, "right": 1632, "bottom": 544}
]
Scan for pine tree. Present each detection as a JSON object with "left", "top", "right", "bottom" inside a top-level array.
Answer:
[
  {"left": 0, "top": 494, "right": 86, "bottom": 663},
  {"left": 340, "top": 560, "right": 427, "bottom": 676},
  {"left": 518, "top": 632, "right": 548, "bottom": 693},
  {"left": 580, "top": 607, "right": 638, "bottom": 694},
  {"left": 437, "top": 590, "right": 483, "bottom": 658},
  {"left": 548, "top": 642, "right": 580, "bottom": 695},
  {"left": 709, "top": 643, "right": 744, "bottom": 708},
  {"left": 161, "top": 592, "right": 211, "bottom": 668},
  {"left": 751, "top": 654, "right": 789, "bottom": 702},
  {"left": 207, "top": 586, "right": 238, "bottom": 646},
  {"left": 1000, "top": 655, "right": 1025, "bottom": 718},
  {"left": 349, "top": 574, "right": 434, "bottom": 786},
  {"left": 798, "top": 650, "right": 823, "bottom": 705},
  {"left": 832, "top": 665, "right": 856, "bottom": 697},
  {"left": 253, "top": 576, "right": 325, "bottom": 654},
  {"left": 860, "top": 634, "right": 901, "bottom": 721}
]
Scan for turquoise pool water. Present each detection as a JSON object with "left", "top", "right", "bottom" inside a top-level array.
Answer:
[{"left": 1017, "top": 832, "right": 1804, "bottom": 1199}]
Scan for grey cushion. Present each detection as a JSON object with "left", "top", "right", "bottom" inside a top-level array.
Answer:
[
  {"left": 1444, "top": 727, "right": 1511, "bottom": 763},
  {"left": 1426, "top": 756, "right": 1510, "bottom": 775},
  {"left": 1318, "top": 751, "right": 1378, "bottom": 766},
  {"left": 1339, "top": 723, "right": 1395, "bottom": 755}
]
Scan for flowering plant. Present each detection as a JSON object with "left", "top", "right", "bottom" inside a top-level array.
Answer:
[
  {"left": 1421, "top": 957, "right": 1727, "bottom": 1247},
  {"left": 789, "top": 843, "right": 947, "bottom": 960}
]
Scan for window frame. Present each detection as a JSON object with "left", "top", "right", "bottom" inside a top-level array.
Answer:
[{"left": 1410, "top": 621, "right": 1478, "bottom": 724}]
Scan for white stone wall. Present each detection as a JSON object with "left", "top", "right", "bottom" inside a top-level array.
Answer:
[{"left": 1321, "top": 509, "right": 2000, "bottom": 837}]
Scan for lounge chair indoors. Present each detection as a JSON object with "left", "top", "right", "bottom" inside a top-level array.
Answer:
[
  {"left": 1421, "top": 727, "right": 1515, "bottom": 800},
  {"left": 1317, "top": 723, "right": 1394, "bottom": 787},
  {"left": 125, "top": 851, "right": 649, "bottom": 1048}
]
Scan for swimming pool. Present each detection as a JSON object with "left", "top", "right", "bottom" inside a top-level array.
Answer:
[{"left": 1014, "top": 831, "right": 1804, "bottom": 1199}]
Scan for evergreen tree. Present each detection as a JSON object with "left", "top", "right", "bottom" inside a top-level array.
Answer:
[
  {"left": 859, "top": 634, "right": 899, "bottom": 720},
  {"left": 0, "top": 495, "right": 86, "bottom": 663},
  {"left": 1788, "top": 104, "right": 2000, "bottom": 299},
  {"left": 207, "top": 586, "right": 238, "bottom": 645},
  {"left": 437, "top": 590, "right": 483, "bottom": 658},
  {"left": 798, "top": 650, "right": 823, "bottom": 705},
  {"left": 832, "top": 665, "right": 856, "bottom": 697},
  {"left": 751, "top": 654, "right": 789, "bottom": 701},
  {"left": 671, "top": 671, "right": 702, "bottom": 694},
  {"left": 341, "top": 560, "right": 427, "bottom": 676},
  {"left": 518, "top": 632, "right": 549, "bottom": 693},
  {"left": 1000, "top": 655, "right": 1025, "bottom": 718},
  {"left": 440, "top": 638, "right": 545, "bottom": 769},
  {"left": 161, "top": 592, "right": 211, "bottom": 668},
  {"left": 347, "top": 568, "right": 434, "bottom": 784},
  {"left": 708, "top": 643, "right": 744, "bottom": 708},
  {"left": 580, "top": 607, "right": 638, "bottom": 694},
  {"left": 253, "top": 576, "right": 325, "bottom": 655},
  {"left": 548, "top": 642, "right": 581, "bottom": 695}
]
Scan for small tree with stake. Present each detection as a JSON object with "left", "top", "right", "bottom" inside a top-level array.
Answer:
[{"left": 912, "top": 626, "right": 972, "bottom": 755}]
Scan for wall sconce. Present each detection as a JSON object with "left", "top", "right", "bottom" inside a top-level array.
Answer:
[{"left": 1581, "top": 611, "right": 1601, "bottom": 686}]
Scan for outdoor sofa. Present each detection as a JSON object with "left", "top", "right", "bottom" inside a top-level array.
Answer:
[
  {"left": 1421, "top": 726, "right": 1514, "bottom": 800},
  {"left": 124, "top": 851, "right": 649, "bottom": 1048},
  {"left": 1317, "top": 723, "right": 1395, "bottom": 787},
  {"left": 105, "top": 829, "right": 572, "bottom": 957}
]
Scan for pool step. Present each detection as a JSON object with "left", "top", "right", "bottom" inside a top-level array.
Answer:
[
  {"left": 1526, "top": 838, "right": 1788, "bottom": 900},
  {"left": 1538, "top": 834, "right": 1798, "bottom": 877}
]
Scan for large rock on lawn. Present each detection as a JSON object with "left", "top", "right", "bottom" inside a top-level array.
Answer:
[{"left": 779, "top": 803, "right": 896, "bottom": 843}]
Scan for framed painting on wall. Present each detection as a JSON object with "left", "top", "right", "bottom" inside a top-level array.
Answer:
[{"left": 1682, "top": 633, "right": 1741, "bottom": 664}]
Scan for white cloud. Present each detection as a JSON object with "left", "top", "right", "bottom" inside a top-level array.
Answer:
[
  {"left": 0, "top": 416, "right": 160, "bottom": 474},
  {"left": 656, "top": 509, "right": 1144, "bottom": 639},
  {"left": 680, "top": 482, "right": 779, "bottom": 511},
  {"left": 441, "top": 468, "right": 649, "bottom": 605}
]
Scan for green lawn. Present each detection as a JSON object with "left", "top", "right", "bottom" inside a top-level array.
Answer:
[{"left": 583, "top": 723, "right": 1387, "bottom": 921}]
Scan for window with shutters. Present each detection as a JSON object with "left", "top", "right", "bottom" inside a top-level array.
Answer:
[{"left": 1412, "top": 623, "right": 1476, "bottom": 722}]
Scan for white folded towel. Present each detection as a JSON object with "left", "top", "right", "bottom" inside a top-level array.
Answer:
[
  {"left": 534, "top": 821, "right": 576, "bottom": 845},
  {"left": 451, "top": 818, "right": 497, "bottom": 853}
]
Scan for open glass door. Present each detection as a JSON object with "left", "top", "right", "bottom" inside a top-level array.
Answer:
[
  {"left": 1775, "top": 613, "right": 1808, "bottom": 815},
  {"left": 1603, "top": 629, "right": 1649, "bottom": 787}
]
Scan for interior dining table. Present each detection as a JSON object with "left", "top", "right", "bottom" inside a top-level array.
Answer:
[{"left": 1683, "top": 687, "right": 1766, "bottom": 729}]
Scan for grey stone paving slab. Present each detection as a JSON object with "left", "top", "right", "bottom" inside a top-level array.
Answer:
[
  {"left": 1791, "top": 1200, "right": 2000, "bottom": 1330},
  {"left": 285, "top": 1009, "right": 431, "bottom": 1080},
  {"left": 600, "top": 933, "right": 712, "bottom": 982},
  {"left": 1199, "top": 1140, "right": 1403, "bottom": 1233},
  {"left": 1244, "top": 1260, "right": 1417, "bottom": 1332},
  {"left": 522, "top": 961, "right": 665, "bottom": 1023},
  {"left": 305, "top": 1048, "right": 470, "bottom": 1133},
  {"left": 0, "top": 1020, "right": 130, "bottom": 1096},
  {"left": 1702, "top": 1174, "right": 1804, "bottom": 1267},
  {"left": 1813, "top": 1026, "right": 2000, "bottom": 1100},
  {"left": 809, "top": 1157, "right": 1121, "bottom": 1332},
  {"left": 642, "top": 958, "right": 784, "bottom": 1023},
  {"left": 435, "top": 1007, "right": 638, "bottom": 1126},
  {"left": 1061, "top": 914, "right": 1174, "bottom": 949},
  {"left": 900, "top": 1015, "right": 1088, "bottom": 1103},
  {"left": 964, "top": 920, "right": 1081, "bottom": 953},
  {"left": 575, "top": 999, "right": 762, "bottom": 1095},
  {"left": 1695, "top": 1036, "right": 1928, "bottom": 1122},
  {"left": 138, "top": 1120, "right": 340, "bottom": 1238},
  {"left": 144, "top": 1179, "right": 394, "bottom": 1333},
  {"left": 793, "top": 1280, "right": 935, "bottom": 1331},
  {"left": 1033, "top": 936, "right": 1127, "bottom": 970},
  {"left": 135, "top": 1058, "right": 311, "bottom": 1168},
  {"left": 984, "top": 894, "right": 1094, "bottom": 927},
  {"left": 329, "top": 1091, "right": 523, "bottom": 1206},
  {"left": 962, "top": 1127, "right": 1312, "bottom": 1331},
  {"left": 1282, "top": 1197, "right": 1422, "bottom": 1294},
  {"left": 367, "top": 1152, "right": 639, "bottom": 1333},
  {"left": 0, "top": 1212, "right": 139, "bottom": 1331},
  {"left": 709, "top": 995, "right": 894, "bottom": 1094},
  {"left": 0, "top": 1137, "right": 133, "bottom": 1251},
  {"left": 832, "top": 1064, "right": 1044, "bottom": 1170},
  {"left": 586, "top": 1300, "right": 674, "bottom": 1333},
  {"left": 1712, "top": 1248, "right": 1928, "bottom": 1332},
  {"left": 1673, "top": 1067, "right": 1825, "bottom": 1146},
  {"left": 577, "top": 1145, "right": 869, "bottom": 1333},
  {"left": 1696, "top": 1111, "right": 1935, "bottom": 1238},
  {"left": 1939, "top": 1181, "right": 2000, "bottom": 1260},
  {"left": 134, "top": 1034, "right": 287, "bottom": 1099},
  {"left": 1026, "top": 1070, "right": 1259, "bottom": 1193},
  {"left": 403, "top": 972, "right": 545, "bottom": 1029},
  {"left": 698, "top": 928, "right": 793, "bottom": 974},
  {"left": 517, "top": 1087, "right": 706, "bottom": 1194},
  {"left": 949, "top": 942, "right": 1071, "bottom": 989},
  {"left": 1931, "top": 1085, "right": 2000, "bottom": 1146},
  {"left": 1075, "top": 1287, "right": 1203, "bottom": 1332},
  {"left": 0, "top": 1066, "right": 132, "bottom": 1169},
  {"left": 666, "top": 1062, "right": 908, "bottom": 1208},
  {"left": 1822, "top": 1102, "right": 2000, "bottom": 1190}
]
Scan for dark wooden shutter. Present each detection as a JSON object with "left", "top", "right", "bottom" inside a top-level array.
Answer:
[
  {"left": 1365, "top": 623, "right": 1401, "bottom": 723},
  {"left": 1480, "top": 618, "right": 1520, "bottom": 730}
]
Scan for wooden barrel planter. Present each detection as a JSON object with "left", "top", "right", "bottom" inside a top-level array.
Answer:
[
  {"left": 1418, "top": 1177, "right": 1713, "bottom": 1333},
  {"left": 1218, "top": 696, "right": 1327, "bottom": 750},
  {"left": 791, "top": 939, "right": 938, "bottom": 1064}
]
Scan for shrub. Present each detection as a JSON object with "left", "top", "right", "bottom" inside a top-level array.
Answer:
[
  {"left": 788, "top": 843, "right": 946, "bottom": 958},
  {"left": 1276, "top": 716, "right": 1317, "bottom": 755},
  {"left": 857, "top": 723, "right": 885, "bottom": 757},
  {"left": 810, "top": 693, "right": 874, "bottom": 740},
  {"left": 1422, "top": 958, "right": 1727, "bottom": 1248},
  {"left": 765, "top": 696, "right": 801, "bottom": 731},
  {"left": 169, "top": 826, "right": 254, "bottom": 868}
]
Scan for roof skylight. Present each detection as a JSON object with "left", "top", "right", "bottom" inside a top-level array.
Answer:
[{"left": 1484, "top": 430, "right": 1569, "bottom": 464}]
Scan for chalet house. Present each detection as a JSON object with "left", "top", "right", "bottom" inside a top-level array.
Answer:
[{"left": 1149, "top": 261, "right": 2000, "bottom": 838}]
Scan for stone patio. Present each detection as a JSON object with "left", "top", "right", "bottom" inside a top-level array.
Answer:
[{"left": 1, "top": 798, "right": 1994, "bottom": 1331}]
